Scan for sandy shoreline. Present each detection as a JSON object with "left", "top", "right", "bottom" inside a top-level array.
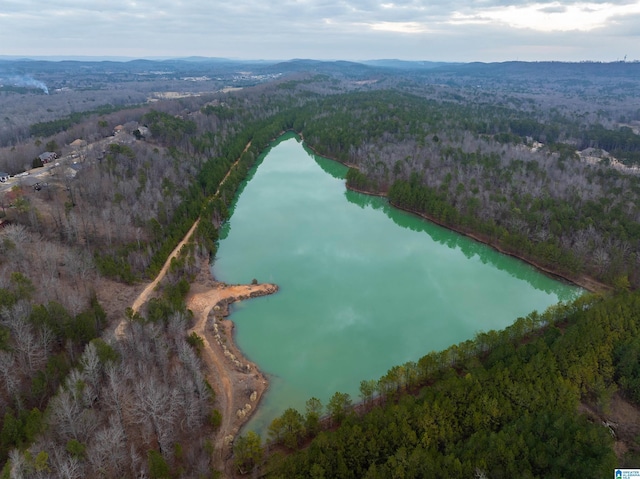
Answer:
[
  {"left": 115, "top": 259, "right": 277, "bottom": 477},
  {"left": 186, "top": 263, "right": 278, "bottom": 476},
  {"left": 109, "top": 138, "right": 271, "bottom": 477}
]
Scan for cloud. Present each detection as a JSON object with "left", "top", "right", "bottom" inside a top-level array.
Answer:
[
  {"left": 364, "top": 21, "right": 431, "bottom": 33},
  {"left": 456, "top": 1, "right": 640, "bottom": 32},
  {"left": 538, "top": 4, "right": 568, "bottom": 12},
  {"left": 0, "top": 0, "right": 639, "bottom": 61}
]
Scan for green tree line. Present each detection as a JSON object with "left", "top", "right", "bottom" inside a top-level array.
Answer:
[
  {"left": 255, "top": 291, "right": 640, "bottom": 477},
  {"left": 260, "top": 89, "right": 640, "bottom": 288}
]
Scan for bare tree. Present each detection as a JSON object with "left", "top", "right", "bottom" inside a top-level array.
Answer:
[
  {"left": 131, "top": 375, "right": 177, "bottom": 454},
  {"left": 49, "top": 389, "right": 82, "bottom": 442},
  {"left": 86, "top": 415, "right": 127, "bottom": 479}
]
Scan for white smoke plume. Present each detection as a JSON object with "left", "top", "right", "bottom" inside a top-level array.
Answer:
[{"left": 0, "top": 75, "right": 49, "bottom": 94}]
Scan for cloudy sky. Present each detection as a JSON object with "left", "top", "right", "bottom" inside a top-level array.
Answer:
[{"left": 1, "top": 0, "right": 639, "bottom": 62}]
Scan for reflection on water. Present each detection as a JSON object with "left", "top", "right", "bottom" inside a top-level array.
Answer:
[
  {"left": 213, "top": 134, "right": 583, "bottom": 436},
  {"left": 342, "top": 189, "right": 577, "bottom": 300},
  {"left": 312, "top": 149, "right": 349, "bottom": 179}
]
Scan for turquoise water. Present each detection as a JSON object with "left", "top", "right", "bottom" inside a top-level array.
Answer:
[{"left": 212, "top": 133, "right": 582, "bottom": 435}]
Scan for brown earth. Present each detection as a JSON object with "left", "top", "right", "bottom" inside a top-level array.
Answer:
[
  {"left": 580, "top": 393, "right": 640, "bottom": 464},
  {"left": 186, "top": 265, "right": 278, "bottom": 476},
  {"left": 113, "top": 140, "right": 276, "bottom": 477},
  {"left": 114, "top": 254, "right": 278, "bottom": 477},
  {"left": 115, "top": 140, "right": 252, "bottom": 337},
  {"left": 114, "top": 219, "right": 201, "bottom": 339}
]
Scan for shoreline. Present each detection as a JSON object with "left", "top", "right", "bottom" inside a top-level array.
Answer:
[
  {"left": 114, "top": 138, "right": 268, "bottom": 478},
  {"left": 363, "top": 186, "right": 608, "bottom": 294},
  {"left": 299, "top": 133, "right": 609, "bottom": 294},
  {"left": 186, "top": 261, "right": 278, "bottom": 476},
  {"left": 196, "top": 131, "right": 606, "bottom": 473}
]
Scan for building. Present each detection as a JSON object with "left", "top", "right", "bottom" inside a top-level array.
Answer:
[
  {"left": 38, "top": 151, "right": 58, "bottom": 164},
  {"left": 0, "top": 172, "right": 9, "bottom": 182}
]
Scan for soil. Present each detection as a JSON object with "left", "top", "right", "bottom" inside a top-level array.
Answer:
[
  {"left": 115, "top": 253, "right": 278, "bottom": 477},
  {"left": 186, "top": 265, "right": 278, "bottom": 476},
  {"left": 97, "top": 277, "right": 144, "bottom": 330},
  {"left": 112, "top": 139, "right": 271, "bottom": 477},
  {"left": 114, "top": 219, "right": 201, "bottom": 339},
  {"left": 580, "top": 393, "right": 640, "bottom": 464}
]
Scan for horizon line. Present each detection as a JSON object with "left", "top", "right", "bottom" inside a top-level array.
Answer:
[{"left": 1, "top": 55, "right": 638, "bottom": 65}]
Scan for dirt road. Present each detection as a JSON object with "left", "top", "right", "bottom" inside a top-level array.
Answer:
[
  {"left": 115, "top": 140, "right": 252, "bottom": 338},
  {"left": 115, "top": 140, "right": 277, "bottom": 477},
  {"left": 186, "top": 280, "right": 278, "bottom": 475},
  {"left": 114, "top": 219, "right": 201, "bottom": 339}
]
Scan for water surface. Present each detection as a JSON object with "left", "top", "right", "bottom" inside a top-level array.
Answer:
[{"left": 213, "top": 133, "right": 582, "bottom": 435}]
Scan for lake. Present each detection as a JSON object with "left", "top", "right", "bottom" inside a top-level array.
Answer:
[{"left": 212, "top": 132, "right": 582, "bottom": 435}]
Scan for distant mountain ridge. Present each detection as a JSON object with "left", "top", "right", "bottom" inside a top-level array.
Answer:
[{"left": 1, "top": 57, "right": 638, "bottom": 91}]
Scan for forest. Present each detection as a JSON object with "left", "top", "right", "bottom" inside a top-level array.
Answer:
[
  {"left": 286, "top": 90, "right": 640, "bottom": 289},
  {"left": 262, "top": 292, "right": 640, "bottom": 478},
  {"left": 0, "top": 59, "right": 639, "bottom": 477}
]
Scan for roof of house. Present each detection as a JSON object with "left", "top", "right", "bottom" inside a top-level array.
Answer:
[{"left": 39, "top": 151, "right": 57, "bottom": 160}]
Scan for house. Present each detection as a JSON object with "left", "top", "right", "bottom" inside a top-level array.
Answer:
[
  {"left": 136, "top": 125, "right": 151, "bottom": 138},
  {"left": 70, "top": 139, "right": 87, "bottom": 148},
  {"left": 38, "top": 151, "right": 57, "bottom": 164},
  {"left": 65, "top": 163, "right": 82, "bottom": 178},
  {"left": 0, "top": 172, "right": 9, "bottom": 182}
]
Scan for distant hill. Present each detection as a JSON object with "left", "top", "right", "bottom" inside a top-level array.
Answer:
[
  {"left": 260, "top": 59, "right": 375, "bottom": 77},
  {"left": 361, "top": 59, "right": 459, "bottom": 70},
  {"left": 1, "top": 57, "right": 638, "bottom": 94}
]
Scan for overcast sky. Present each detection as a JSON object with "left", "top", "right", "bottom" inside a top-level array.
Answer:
[{"left": 1, "top": 0, "right": 639, "bottom": 62}]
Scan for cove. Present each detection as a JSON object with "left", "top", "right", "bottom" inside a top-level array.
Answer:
[{"left": 212, "top": 132, "right": 582, "bottom": 435}]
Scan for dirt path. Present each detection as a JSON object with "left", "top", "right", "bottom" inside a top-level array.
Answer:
[
  {"left": 114, "top": 140, "right": 273, "bottom": 477},
  {"left": 186, "top": 279, "right": 278, "bottom": 475},
  {"left": 114, "top": 218, "right": 200, "bottom": 340},
  {"left": 131, "top": 219, "right": 200, "bottom": 314},
  {"left": 115, "top": 140, "right": 252, "bottom": 338}
]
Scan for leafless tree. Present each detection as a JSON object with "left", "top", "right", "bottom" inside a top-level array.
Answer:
[
  {"left": 86, "top": 415, "right": 128, "bottom": 478},
  {"left": 131, "top": 374, "right": 178, "bottom": 454},
  {"left": 49, "top": 389, "right": 83, "bottom": 442}
]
